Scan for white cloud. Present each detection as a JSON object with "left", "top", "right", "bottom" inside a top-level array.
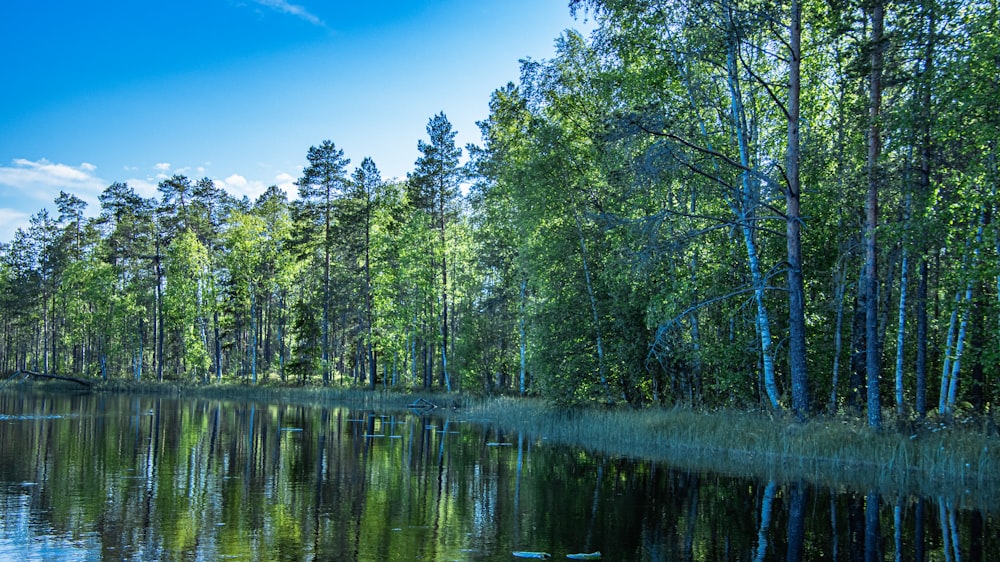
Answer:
[
  {"left": 224, "top": 173, "right": 248, "bottom": 188},
  {"left": 0, "top": 158, "right": 106, "bottom": 208},
  {"left": 252, "top": 0, "right": 325, "bottom": 27},
  {"left": 212, "top": 171, "right": 302, "bottom": 203},
  {"left": 216, "top": 173, "right": 267, "bottom": 201},
  {"left": 122, "top": 177, "right": 160, "bottom": 200},
  {"left": 153, "top": 162, "right": 172, "bottom": 180},
  {"left": 0, "top": 158, "right": 301, "bottom": 244},
  {"left": 7, "top": 158, "right": 98, "bottom": 186},
  {"left": 275, "top": 172, "right": 298, "bottom": 200},
  {"left": 0, "top": 208, "right": 30, "bottom": 245},
  {"left": 0, "top": 159, "right": 177, "bottom": 244}
]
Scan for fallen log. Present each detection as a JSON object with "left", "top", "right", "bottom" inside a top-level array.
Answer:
[
  {"left": 407, "top": 397, "right": 437, "bottom": 411},
  {"left": 11, "top": 370, "right": 94, "bottom": 387}
]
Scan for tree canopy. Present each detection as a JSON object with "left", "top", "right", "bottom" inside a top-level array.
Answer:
[{"left": 2, "top": 1, "right": 998, "bottom": 423}]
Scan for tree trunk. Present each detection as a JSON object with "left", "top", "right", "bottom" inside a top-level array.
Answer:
[
  {"left": 726, "top": 14, "right": 780, "bottom": 410},
  {"left": 155, "top": 243, "right": 164, "bottom": 383},
  {"left": 830, "top": 264, "right": 848, "bottom": 412},
  {"left": 135, "top": 319, "right": 144, "bottom": 381},
  {"left": 42, "top": 290, "right": 49, "bottom": 374},
  {"left": 366, "top": 199, "right": 375, "bottom": 391},
  {"left": 437, "top": 179, "right": 452, "bottom": 392},
  {"left": 322, "top": 186, "right": 331, "bottom": 385},
  {"left": 519, "top": 277, "right": 528, "bottom": 395},
  {"left": 250, "top": 284, "right": 257, "bottom": 385},
  {"left": 865, "top": 0, "right": 885, "bottom": 429},
  {"left": 278, "top": 294, "right": 286, "bottom": 382},
  {"left": 915, "top": 259, "right": 929, "bottom": 417},
  {"left": 941, "top": 220, "right": 983, "bottom": 414},
  {"left": 573, "top": 211, "right": 611, "bottom": 401},
  {"left": 849, "top": 262, "right": 867, "bottom": 413},
  {"left": 51, "top": 288, "right": 58, "bottom": 374},
  {"left": 410, "top": 331, "right": 418, "bottom": 386},
  {"left": 969, "top": 278, "right": 986, "bottom": 412},
  {"left": 786, "top": 0, "right": 809, "bottom": 419},
  {"left": 894, "top": 245, "right": 909, "bottom": 417},
  {"left": 913, "top": 0, "right": 936, "bottom": 420},
  {"left": 945, "top": 284, "right": 972, "bottom": 411},
  {"left": 939, "top": 297, "right": 959, "bottom": 414},
  {"left": 214, "top": 310, "right": 222, "bottom": 382}
]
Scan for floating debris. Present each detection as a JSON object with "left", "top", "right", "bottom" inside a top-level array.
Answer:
[{"left": 513, "top": 552, "right": 551, "bottom": 559}]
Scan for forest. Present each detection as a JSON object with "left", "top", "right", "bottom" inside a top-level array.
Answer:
[{"left": 1, "top": 0, "right": 997, "bottom": 428}]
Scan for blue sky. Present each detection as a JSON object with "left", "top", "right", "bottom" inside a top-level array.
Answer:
[{"left": 0, "top": 1, "right": 591, "bottom": 243}]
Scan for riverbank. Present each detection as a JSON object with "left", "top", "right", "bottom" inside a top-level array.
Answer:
[
  {"left": 13, "top": 379, "right": 1000, "bottom": 510},
  {"left": 467, "top": 397, "right": 1000, "bottom": 511}
]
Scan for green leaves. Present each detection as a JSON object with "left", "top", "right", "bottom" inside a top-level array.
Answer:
[
  {"left": 164, "top": 230, "right": 212, "bottom": 378},
  {"left": 2, "top": 0, "right": 997, "bottom": 412}
]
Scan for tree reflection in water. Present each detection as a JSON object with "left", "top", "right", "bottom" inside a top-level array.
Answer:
[{"left": 0, "top": 390, "right": 994, "bottom": 560}]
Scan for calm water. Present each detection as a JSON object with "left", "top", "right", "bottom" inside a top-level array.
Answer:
[{"left": 0, "top": 389, "right": 994, "bottom": 561}]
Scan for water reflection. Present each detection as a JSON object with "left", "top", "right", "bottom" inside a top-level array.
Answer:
[{"left": 0, "top": 390, "right": 994, "bottom": 560}]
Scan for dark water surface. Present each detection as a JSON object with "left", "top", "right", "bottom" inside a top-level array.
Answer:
[{"left": 0, "top": 389, "right": 994, "bottom": 561}]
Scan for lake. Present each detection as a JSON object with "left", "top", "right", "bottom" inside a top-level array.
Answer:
[{"left": 0, "top": 389, "right": 993, "bottom": 560}]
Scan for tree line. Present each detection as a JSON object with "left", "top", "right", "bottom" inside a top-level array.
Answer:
[{"left": 2, "top": 0, "right": 998, "bottom": 426}]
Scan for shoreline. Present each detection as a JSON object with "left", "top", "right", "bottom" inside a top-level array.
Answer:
[{"left": 8, "top": 379, "right": 999, "bottom": 511}]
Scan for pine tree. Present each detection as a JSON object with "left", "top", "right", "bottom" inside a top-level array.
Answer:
[
  {"left": 297, "top": 140, "right": 350, "bottom": 384},
  {"left": 408, "top": 113, "right": 463, "bottom": 391}
]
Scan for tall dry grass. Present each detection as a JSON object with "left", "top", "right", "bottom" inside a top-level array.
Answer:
[{"left": 468, "top": 397, "right": 1000, "bottom": 510}]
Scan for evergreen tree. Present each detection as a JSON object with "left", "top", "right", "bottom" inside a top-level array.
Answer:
[
  {"left": 297, "top": 140, "right": 350, "bottom": 384},
  {"left": 408, "top": 112, "right": 463, "bottom": 390}
]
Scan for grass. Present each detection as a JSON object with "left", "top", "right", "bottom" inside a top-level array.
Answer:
[
  {"left": 18, "top": 379, "right": 1000, "bottom": 509},
  {"left": 466, "top": 397, "right": 1000, "bottom": 511}
]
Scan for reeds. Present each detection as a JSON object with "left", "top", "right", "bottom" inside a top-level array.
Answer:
[{"left": 468, "top": 398, "right": 1000, "bottom": 510}]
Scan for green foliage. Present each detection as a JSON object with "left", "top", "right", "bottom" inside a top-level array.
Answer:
[
  {"left": 1, "top": 1, "right": 997, "bottom": 421},
  {"left": 164, "top": 230, "right": 212, "bottom": 380}
]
